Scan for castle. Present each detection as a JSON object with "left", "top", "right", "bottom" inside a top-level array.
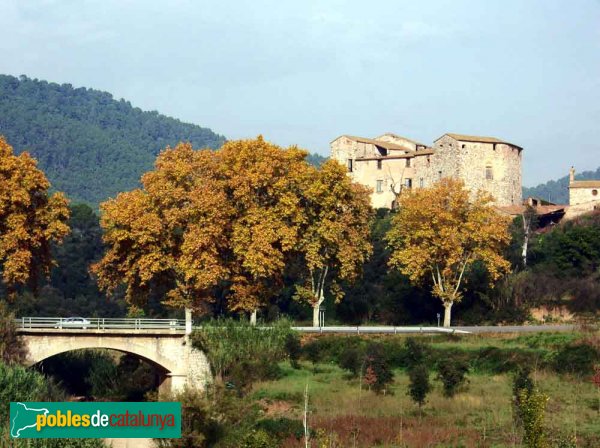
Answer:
[{"left": 331, "top": 132, "right": 523, "bottom": 208}]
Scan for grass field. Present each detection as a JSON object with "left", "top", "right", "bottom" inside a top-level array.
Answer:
[{"left": 252, "top": 332, "right": 600, "bottom": 447}]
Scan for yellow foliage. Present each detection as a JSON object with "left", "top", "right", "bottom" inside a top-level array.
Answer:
[
  {"left": 386, "top": 178, "right": 511, "bottom": 316},
  {"left": 0, "top": 136, "right": 70, "bottom": 296}
]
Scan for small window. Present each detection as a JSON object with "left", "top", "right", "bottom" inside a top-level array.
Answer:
[
  {"left": 427, "top": 156, "right": 431, "bottom": 167},
  {"left": 405, "top": 178, "right": 412, "bottom": 189},
  {"left": 593, "top": 189, "right": 598, "bottom": 196},
  {"left": 377, "top": 159, "right": 382, "bottom": 170},
  {"left": 461, "top": 144, "right": 466, "bottom": 149},
  {"left": 347, "top": 159, "right": 353, "bottom": 173},
  {"left": 376, "top": 180, "right": 384, "bottom": 193},
  {"left": 419, "top": 178, "right": 424, "bottom": 188},
  {"left": 405, "top": 158, "right": 411, "bottom": 168},
  {"left": 438, "top": 170, "right": 442, "bottom": 179},
  {"left": 485, "top": 166, "right": 493, "bottom": 180}
]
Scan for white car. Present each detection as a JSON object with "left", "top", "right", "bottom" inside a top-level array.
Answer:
[{"left": 55, "top": 317, "right": 91, "bottom": 329}]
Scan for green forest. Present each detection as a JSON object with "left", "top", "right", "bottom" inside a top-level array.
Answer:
[{"left": 0, "top": 75, "right": 327, "bottom": 207}]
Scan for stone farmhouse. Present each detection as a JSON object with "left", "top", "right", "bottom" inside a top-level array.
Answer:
[
  {"left": 330, "top": 132, "right": 523, "bottom": 209},
  {"left": 565, "top": 167, "right": 600, "bottom": 219}
]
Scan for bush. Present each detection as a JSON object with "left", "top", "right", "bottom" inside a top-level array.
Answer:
[
  {"left": 284, "top": 333, "right": 301, "bottom": 369},
  {"left": 0, "top": 362, "right": 105, "bottom": 448},
  {"left": 240, "top": 429, "right": 279, "bottom": 448},
  {"left": 255, "top": 417, "right": 304, "bottom": 440},
  {"left": 404, "top": 338, "right": 428, "bottom": 369},
  {"left": 0, "top": 302, "right": 27, "bottom": 364},
  {"left": 192, "top": 318, "right": 293, "bottom": 389},
  {"left": 436, "top": 357, "right": 470, "bottom": 397},
  {"left": 407, "top": 364, "right": 431, "bottom": 408},
  {"left": 363, "top": 343, "right": 394, "bottom": 394},
  {"left": 552, "top": 342, "right": 600, "bottom": 376},
  {"left": 338, "top": 346, "right": 365, "bottom": 377}
]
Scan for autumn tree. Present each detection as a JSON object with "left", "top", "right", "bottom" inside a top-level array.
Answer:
[
  {"left": 0, "top": 136, "right": 70, "bottom": 298},
  {"left": 386, "top": 178, "right": 511, "bottom": 327},
  {"left": 218, "top": 137, "right": 310, "bottom": 322},
  {"left": 91, "top": 143, "right": 231, "bottom": 311},
  {"left": 294, "top": 160, "right": 373, "bottom": 327},
  {"left": 92, "top": 137, "right": 311, "bottom": 319}
]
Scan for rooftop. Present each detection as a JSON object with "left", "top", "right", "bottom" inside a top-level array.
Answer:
[
  {"left": 437, "top": 133, "right": 522, "bottom": 150},
  {"left": 570, "top": 180, "right": 600, "bottom": 189},
  {"left": 334, "top": 135, "right": 413, "bottom": 152}
]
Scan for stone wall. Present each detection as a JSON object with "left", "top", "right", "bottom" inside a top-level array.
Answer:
[
  {"left": 570, "top": 186, "right": 600, "bottom": 206},
  {"left": 331, "top": 133, "right": 523, "bottom": 208}
]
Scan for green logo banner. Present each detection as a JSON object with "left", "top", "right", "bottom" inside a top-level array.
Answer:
[{"left": 10, "top": 402, "right": 181, "bottom": 439}]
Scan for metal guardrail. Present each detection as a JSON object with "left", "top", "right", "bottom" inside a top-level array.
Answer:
[
  {"left": 292, "top": 326, "right": 471, "bottom": 334},
  {"left": 15, "top": 317, "right": 186, "bottom": 331}
]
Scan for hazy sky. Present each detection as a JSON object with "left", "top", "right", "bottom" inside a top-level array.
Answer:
[{"left": 1, "top": 0, "right": 599, "bottom": 185}]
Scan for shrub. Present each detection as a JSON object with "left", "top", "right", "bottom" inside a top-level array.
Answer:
[
  {"left": 338, "top": 346, "right": 365, "bottom": 377},
  {"left": 404, "top": 338, "right": 428, "bottom": 369},
  {"left": 517, "top": 387, "right": 549, "bottom": 448},
  {"left": 407, "top": 364, "right": 431, "bottom": 408},
  {"left": 284, "top": 333, "right": 301, "bottom": 369},
  {"left": 436, "top": 357, "right": 470, "bottom": 397},
  {"left": 552, "top": 342, "right": 600, "bottom": 376},
  {"left": 0, "top": 302, "right": 27, "bottom": 364},
  {"left": 255, "top": 417, "right": 304, "bottom": 440},
  {"left": 363, "top": 343, "right": 394, "bottom": 394},
  {"left": 0, "top": 362, "right": 104, "bottom": 448},
  {"left": 240, "top": 429, "right": 279, "bottom": 448},
  {"left": 192, "top": 318, "right": 293, "bottom": 389}
]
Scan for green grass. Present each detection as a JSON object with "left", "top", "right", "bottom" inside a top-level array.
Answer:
[{"left": 252, "top": 331, "right": 600, "bottom": 447}]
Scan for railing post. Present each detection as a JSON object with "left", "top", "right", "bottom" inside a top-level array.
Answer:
[{"left": 185, "top": 308, "right": 192, "bottom": 335}]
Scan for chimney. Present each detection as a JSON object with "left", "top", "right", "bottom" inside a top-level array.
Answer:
[{"left": 569, "top": 166, "right": 575, "bottom": 184}]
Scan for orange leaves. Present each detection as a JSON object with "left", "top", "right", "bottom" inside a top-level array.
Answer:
[
  {"left": 295, "top": 159, "right": 374, "bottom": 305},
  {"left": 92, "top": 142, "right": 231, "bottom": 310},
  {"left": 0, "top": 136, "right": 70, "bottom": 294},
  {"left": 386, "top": 178, "right": 511, "bottom": 306}
]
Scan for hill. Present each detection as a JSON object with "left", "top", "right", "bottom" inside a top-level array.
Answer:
[
  {"left": 523, "top": 167, "right": 600, "bottom": 204},
  {"left": 0, "top": 74, "right": 226, "bottom": 206}
]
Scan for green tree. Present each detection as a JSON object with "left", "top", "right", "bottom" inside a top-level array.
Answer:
[{"left": 407, "top": 364, "right": 431, "bottom": 409}]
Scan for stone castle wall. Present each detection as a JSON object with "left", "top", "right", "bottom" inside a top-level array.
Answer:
[{"left": 331, "top": 133, "right": 522, "bottom": 208}]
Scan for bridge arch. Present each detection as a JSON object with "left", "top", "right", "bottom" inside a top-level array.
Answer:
[{"left": 20, "top": 333, "right": 211, "bottom": 395}]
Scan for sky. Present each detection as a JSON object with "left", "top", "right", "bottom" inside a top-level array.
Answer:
[{"left": 0, "top": 0, "right": 599, "bottom": 186}]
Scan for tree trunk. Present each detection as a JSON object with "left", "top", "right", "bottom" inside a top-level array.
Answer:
[
  {"left": 522, "top": 234, "right": 529, "bottom": 268},
  {"left": 443, "top": 302, "right": 453, "bottom": 328},
  {"left": 312, "top": 304, "right": 320, "bottom": 327},
  {"left": 250, "top": 309, "right": 257, "bottom": 326}
]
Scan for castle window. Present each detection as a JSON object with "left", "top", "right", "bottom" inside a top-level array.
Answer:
[
  {"left": 427, "top": 156, "right": 431, "bottom": 167},
  {"left": 593, "top": 189, "right": 598, "bottom": 196},
  {"left": 486, "top": 166, "right": 493, "bottom": 180},
  {"left": 438, "top": 170, "right": 442, "bottom": 179},
  {"left": 347, "top": 159, "right": 353, "bottom": 173},
  {"left": 376, "top": 180, "right": 384, "bottom": 193},
  {"left": 420, "top": 178, "right": 424, "bottom": 188},
  {"left": 461, "top": 144, "right": 466, "bottom": 149},
  {"left": 377, "top": 159, "right": 382, "bottom": 170},
  {"left": 405, "top": 158, "right": 411, "bottom": 168},
  {"left": 405, "top": 178, "right": 412, "bottom": 189}
]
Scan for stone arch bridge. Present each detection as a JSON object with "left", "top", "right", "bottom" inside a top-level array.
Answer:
[{"left": 15, "top": 317, "right": 211, "bottom": 396}]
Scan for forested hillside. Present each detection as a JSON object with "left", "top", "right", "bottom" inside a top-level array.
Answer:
[
  {"left": 0, "top": 74, "right": 226, "bottom": 206},
  {"left": 523, "top": 167, "right": 600, "bottom": 204}
]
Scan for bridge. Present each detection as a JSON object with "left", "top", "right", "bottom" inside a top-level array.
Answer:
[{"left": 15, "top": 317, "right": 211, "bottom": 396}]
